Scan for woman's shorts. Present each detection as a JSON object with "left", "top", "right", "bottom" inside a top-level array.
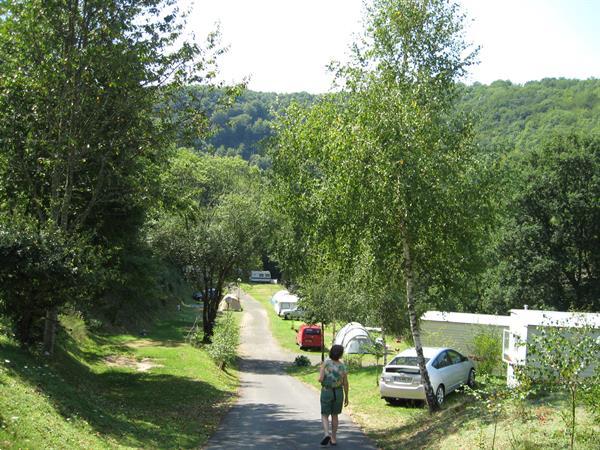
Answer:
[{"left": 320, "top": 386, "right": 344, "bottom": 415}]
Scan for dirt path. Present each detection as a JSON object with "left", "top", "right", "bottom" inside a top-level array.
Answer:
[{"left": 205, "top": 292, "right": 377, "bottom": 449}]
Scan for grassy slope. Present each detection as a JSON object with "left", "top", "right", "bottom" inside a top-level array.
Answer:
[{"left": 0, "top": 307, "right": 240, "bottom": 449}]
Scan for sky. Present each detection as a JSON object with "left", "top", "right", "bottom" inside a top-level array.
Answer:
[{"left": 186, "top": 0, "right": 600, "bottom": 93}]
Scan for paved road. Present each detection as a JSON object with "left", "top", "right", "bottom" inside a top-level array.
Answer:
[{"left": 205, "top": 292, "right": 377, "bottom": 450}]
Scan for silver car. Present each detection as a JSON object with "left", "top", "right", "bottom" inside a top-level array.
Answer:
[{"left": 379, "top": 347, "right": 475, "bottom": 405}]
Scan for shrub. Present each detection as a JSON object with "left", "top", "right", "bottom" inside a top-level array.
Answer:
[
  {"left": 345, "top": 354, "right": 364, "bottom": 370},
  {"left": 206, "top": 312, "right": 239, "bottom": 370},
  {"left": 294, "top": 355, "right": 311, "bottom": 367},
  {"left": 472, "top": 330, "right": 502, "bottom": 376},
  {"left": 581, "top": 375, "right": 600, "bottom": 424}
]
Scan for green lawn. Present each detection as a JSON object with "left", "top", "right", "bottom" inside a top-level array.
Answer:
[{"left": 0, "top": 307, "right": 240, "bottom": 449}]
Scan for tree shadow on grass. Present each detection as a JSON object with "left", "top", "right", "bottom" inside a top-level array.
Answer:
[
  {"left": 368, "top": 396, "right": 481, "bottom": 450},
  {"left": 0, "top": 308, "right": 234, "bottom": 448},
  {"left": 1, "top": 338, "right": 234, "bottom": 448}
]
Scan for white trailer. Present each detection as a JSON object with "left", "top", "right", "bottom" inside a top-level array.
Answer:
[
  {"left": 274, "top": 293, "right": 299, "bottom": 316},
  {"left": 249, "top": 270, "right": 272, "bottom": 283},
  {"left": 501, "top": 309, "right": 600, "bottom": 386}
]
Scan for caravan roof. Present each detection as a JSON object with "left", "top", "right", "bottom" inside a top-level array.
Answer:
[{"left": 271, "top": 290, "right": 290, "bottom": 304}]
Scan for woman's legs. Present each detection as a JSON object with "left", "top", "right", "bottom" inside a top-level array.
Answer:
[
  {"left": 321, "top": 414, "right": 330, "bottom": 436},
  {"left": 331, "top": 414, "right": 339, "bottom": 443}
]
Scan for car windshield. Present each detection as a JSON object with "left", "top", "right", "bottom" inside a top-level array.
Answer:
[{"left": 389, "top": 356, "right": 430, "bottom": 366}]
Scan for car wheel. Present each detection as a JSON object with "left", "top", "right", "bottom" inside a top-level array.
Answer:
[
  {"left": 467, "top": 369, "right": 476, "bottom": 388},
  {"left": 384, "top": 397, "right": 401, "bottom": 406},
  {"left": 436, "top": 385, "right": 445, "bottom": 406}
]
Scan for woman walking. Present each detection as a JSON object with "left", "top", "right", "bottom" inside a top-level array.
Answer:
[{"left": 318, "top": 344, "right": 349, "bottom": 446}]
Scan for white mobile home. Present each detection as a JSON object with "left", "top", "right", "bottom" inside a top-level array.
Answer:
[
  {"left": 420, "top": 308, "right": 600, "bottom": 386},
  {"left": 420, "top": 311, "right": 511, "bottom": 357},
  {"left": 249, "top": 270, "right": 272, "bottom": 283},
  {"left": 502, "top": 309, "right": 600, "bottom": 386}
]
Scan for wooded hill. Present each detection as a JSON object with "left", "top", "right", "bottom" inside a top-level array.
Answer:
[{"left": 195, "top": 78, "right": 600, "bottom": 163}]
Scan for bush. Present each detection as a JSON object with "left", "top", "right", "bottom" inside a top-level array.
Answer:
[
  {"left": 581, "top": 376, "right": 600, "bottom": 424},
  {"left": 472, "top": 330, "right": 502, "bottom": 376},
  {"left": 345, "top": 354, "right": 364, "bottom": 370},
  {"left": 294, "top": 355, "right": 311, "bottom": 367},
  {"left": 206, "top": 312, "right": 239, "bottom": 370}
]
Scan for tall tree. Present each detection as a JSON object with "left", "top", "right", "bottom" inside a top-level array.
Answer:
[
  {"left": 485, "top": 134, "right": 600, "bottom": 312},
  {"left": 0, "top": 0, "right": 219, "bottom": 352},
  {"left": 149, "top": 150, "right": 267, "bottom": 341},
  {"left": 271, "top": 0, "right": 487, "bottom": 412}
]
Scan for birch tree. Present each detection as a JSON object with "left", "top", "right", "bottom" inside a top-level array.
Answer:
[{"left": 271, "top": 0, "right": 487, "bottom": 412}]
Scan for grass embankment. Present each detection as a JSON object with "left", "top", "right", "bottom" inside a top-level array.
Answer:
[
  {"left": 0, "top": 307, "right": 240, "bottom": 449},
  {"left": 289, "top": 365, "right": 599, "bottom": 449}
]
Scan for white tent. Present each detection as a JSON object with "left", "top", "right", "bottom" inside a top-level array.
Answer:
[
  {"left": 218, "top": 294, "right": 242, "bottom": 311},
  {"left": 334, "top": 322, "right": 374, "bottom": 354}
]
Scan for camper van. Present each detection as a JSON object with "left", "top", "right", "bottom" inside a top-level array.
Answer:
[
  {"left": 249, "top": 270, "right": 272, "bottom": 283},
  {"left": 274, "top": 293, "right": 299, "bottom": 317}
]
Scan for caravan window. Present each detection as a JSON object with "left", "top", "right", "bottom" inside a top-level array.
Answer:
[{"left": 304, "top": 328, "right": 321, "bottom": 335}]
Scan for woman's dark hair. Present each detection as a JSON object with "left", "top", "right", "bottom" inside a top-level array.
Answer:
[{"left": 329, "top": 344, "right": 344, "bottom": 361}]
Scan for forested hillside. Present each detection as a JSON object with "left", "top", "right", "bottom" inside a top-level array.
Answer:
[
  {"left": 184, "top": 89, "right": 316, "bottom": 168},
  {"left": 200, "top": 78, "right": 600, "bottom": 163}
]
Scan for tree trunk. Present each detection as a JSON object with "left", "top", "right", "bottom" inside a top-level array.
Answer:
[
  {"left": 43, "top": 307, "right": 58, "bottom": 355},
  {"left": 382, "top": 327, "right": 387, "bottom": 365},
  {"left": 332, "top": 321, "right": 336, "bottom": 345},
  {"left": 403, "top": 236, "right": 438, "bottom": 413},
  {"left": 321, "top": 322, "right": 325, "bottom": 362}
]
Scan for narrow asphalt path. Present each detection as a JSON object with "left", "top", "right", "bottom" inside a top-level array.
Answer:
[{"left": 205, "top": 292, "right": 377, "bottom": 450}]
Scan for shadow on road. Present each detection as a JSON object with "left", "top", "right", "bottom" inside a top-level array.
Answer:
[
  {"left": 206, "top": 402, "right": 373, "bottom": 450},
  {"left": 238, "top": 357, "right": 289, "bottom": 375}
]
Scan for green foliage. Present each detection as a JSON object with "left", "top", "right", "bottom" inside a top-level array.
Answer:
[
  {"left": 458, "top": 79, "right": 600, "bottom": 154},
  {"left": 0, "top": 0, "right": 222, "bottom": 349},
  {"left": 485, "top": 135, "right": 600, "bottom": 312},
  {"left": 206, "top": 312, "right": 239, "bottom": 370},
  {"left": 471, "top": 331, "right": 502, "bottom": 376},
  {"left": 149, "top": 150, "right": 267, "bottom": 340},
  {"left": 465, "top": 374, "right": 515, "bottom": 450},
  {"left": 293, "top": 355, "right": 311, "bottom": 367},
  {"left": 0, "top": 217, "right": 107, "bottom": 346},
  {"left": 271, "top": 0, "right": 488, "bottom": 413},
  {"left": 581, "top": 376, "right": 600, "bottom": 424}
]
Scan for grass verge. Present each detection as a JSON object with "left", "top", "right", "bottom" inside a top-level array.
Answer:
[{"left": 0, "top": 307, "right": 240, "bottom": 449}]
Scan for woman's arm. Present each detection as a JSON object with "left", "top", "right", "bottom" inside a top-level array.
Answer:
[
  {"left": 342, "top": 373, "right": 349, "bottom": 406},
  {"left": 318, "top": 362, "right": 325, "bottom": 383}
]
